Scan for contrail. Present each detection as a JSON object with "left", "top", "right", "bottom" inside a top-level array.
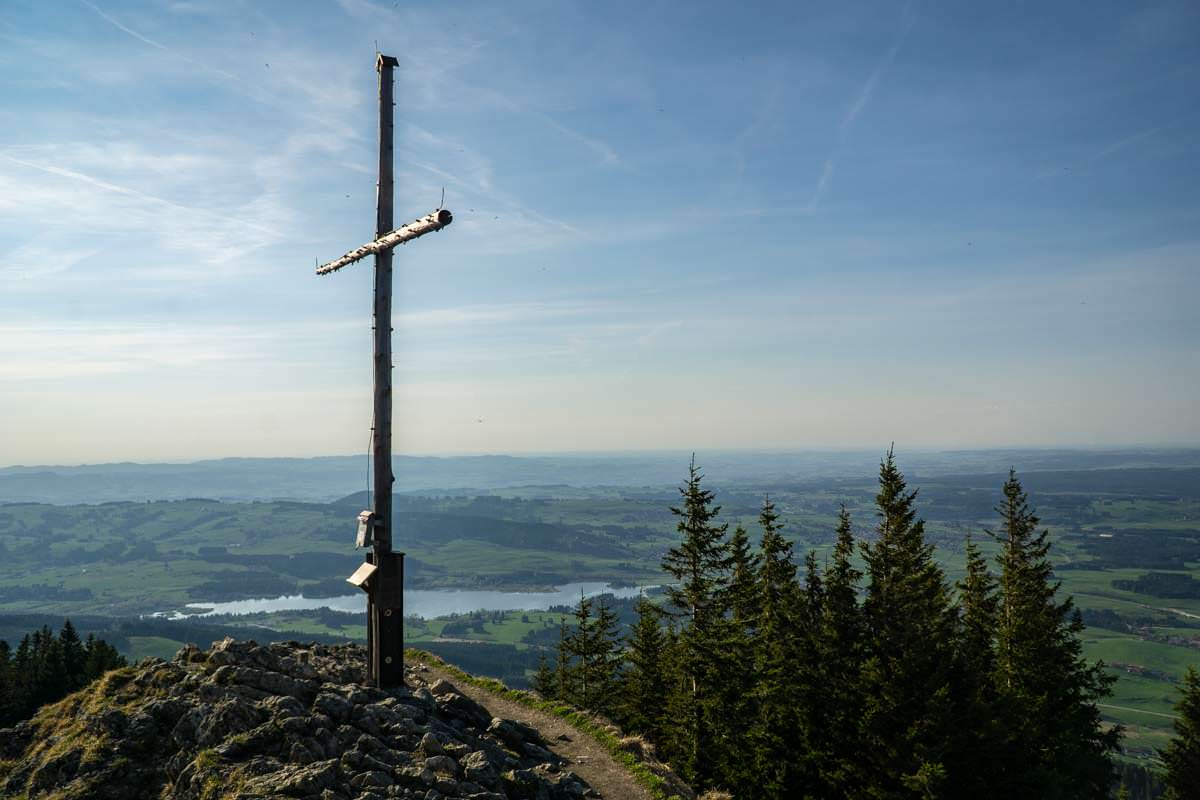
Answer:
[
  {"left": 812, "top": 1, "right": 918, "bottom": 210},
  {"left": 808, "top": 158, "right": 837, "bottom": 211},
  {"left": 842, "top": 2, "right": 918, "bottom": 133},
  {"left": 1, "top": 152, "right": 282, "bottom": 238},
  {"left": 77, "top": 0, "right": 237, "bottom": 80}
]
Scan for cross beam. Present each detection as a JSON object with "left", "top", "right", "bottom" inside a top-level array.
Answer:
[
  {"left": 316, "top": 54, "right": 453, "bottom": 688},
  {"left": 316, "top": 209, "right": 453, "bottom": 276}
]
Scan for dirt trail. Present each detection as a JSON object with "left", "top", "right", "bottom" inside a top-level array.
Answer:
[{"left": 408, "top": 658, "right": 653, "bottom": 800}]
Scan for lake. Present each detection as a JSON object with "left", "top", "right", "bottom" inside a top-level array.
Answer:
[{"left": 173, "top": 581, "right": 650, "bottom": 620}]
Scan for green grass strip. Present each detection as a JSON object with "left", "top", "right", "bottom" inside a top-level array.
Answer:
[{"left": 406, "top": 648, "right": 682, "bottom": 800}]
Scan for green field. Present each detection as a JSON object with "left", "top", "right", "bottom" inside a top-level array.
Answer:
[{"left": 125, "top": 635, "right": 188, "bottom": 661}]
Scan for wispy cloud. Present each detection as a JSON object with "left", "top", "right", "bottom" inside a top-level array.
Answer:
[
  {"left": 532, "top": 111, "right": 622, "bottom": 167},
  {"left": 812, "top": 1, "right": 918, "bottom": 210},
  {"left": 406, "top": 124, "right": 495, "bottom": 192},
  {"left": 0, "top": 148, "right": 288, "bottom": 271},
  {"left": 0, "top": 151, "right": 271, "bottom": 232},
  {"left": 78, "top": 0, "right": 167, "bottom": 52},
  {"left": 1092, "top": 125, "right": 1164, "bottom": 161},
  {"left": 0, "top": 236, "right": 101, "bottom": 281},
  {"left": 808, "top": 158, "right": 837, "bottom": 211},
  {"left": 0, "top": 322, "right": 261, "bottom": 381},
  {"left": 1036, "top": 123, "right": 1169, "bottom": 180},
  {"left": 78, "top": 0, "right": 367, "bottom": 144},
  {"left": 77, "top": 0, "right": 237, "bottom": 80},
  {"left": 399, "top": 124, "right": 588, "bottom": 254},
  {"left": 0, "top": 300, "right": 624, "bottom": 382},
  {"left": 1, "top": 150, "right": 282, "bottom": 238},
  {"left": 841, "top": 3, "right": 918, "bottom": 133},
  {"left": 398, "top": 301, "right": 602, "bottom": 329}
]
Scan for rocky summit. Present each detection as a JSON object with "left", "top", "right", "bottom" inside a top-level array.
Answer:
[{"left": 0, "top": 640, "right": 610, "bottom": 800}]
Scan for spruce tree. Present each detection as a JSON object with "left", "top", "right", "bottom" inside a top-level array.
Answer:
[
  {"left": 662, "top": 457, "right": 732, "bottom": 627},
  {"left": 580, "top": 596, "right": 623, "bottom": 716},
  {"left": 0, "top": 639, "right": 12, "bottom": 727},
  {"left": 817, "top": 505, "right": 866, "bottom": 794},
  {"left": 726, "top": 524, "right": 760, "bottom": 629},
  {"left": 859, "top": 447, "right": 958, "bottom": 798},
  {"left": 714, "top": 522, "right": 760, "bottom": 793},
  {"left": 554, "top": 617, "right": 572, "bottom": 701},
  {"left": 658, "top": 624, "right": 693, "bottom": 772},
  {"left": 31, "top": 626, "right": 67, "bottom": 708},
  {"left": 9, "top": 634, "right": 33, "bottom": 723},
  {"left": 958, "top": 536, "right": 998, "bottom": 684},
  {"left": 794, "top": 550, "right": 828, "bottom": 796},
  {"left": 0, "top": 626, "right": 127, "bottom": 725},
  {"left": 751, "top": 494, "right": 805, "bottom": 800},
  {"left": 531, "top": 651, "right": 556, "bottom": 699},
  {"left": 558, "top": 595, "right": 622, "bottom": 715},
  {"left": 660, "top": 457, "right": 732, "bottom": 789},
  {"left": 563, "top": 594, "right": 595, "bottom": 709},
  {"left": 990, "top": 469, "right": 1118, "bottom": 799},
  {"left": 1161, "top": 666, "right": 1200, "bottom": 800},
  {"left": 621, "top": 595, "right": 669, "bottom": 742},
  {"left": 60, "top": 619, "right": 86, "bottom": 691},
  {"left": 82, "top": 633, "right": 125, "bottom": 680},
  {"left": 953, "top": 535, "right": 1001, "bottom": 797}
]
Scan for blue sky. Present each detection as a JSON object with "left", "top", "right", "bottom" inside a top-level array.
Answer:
[{"left": 1, "top": 0, "right": 1197, "bottom": 463}]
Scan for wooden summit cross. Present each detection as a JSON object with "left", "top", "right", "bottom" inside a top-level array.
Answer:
[{"left": 315, "top": 54, "right": 452, "bottom": 688}]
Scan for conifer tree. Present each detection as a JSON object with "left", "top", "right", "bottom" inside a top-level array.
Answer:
[
  {"left": 662, "top": 457, "right": 732, "bottom": 627},
  {"left": 817, "top": 505, "right": 866, "bottom": 793},
  {"left": 1161, "top": 666, "right": 1200, "bottom": 800},
  {"left": 859, "top": 447, "right": 958, "bottom": 798},
  {"left": 9, "top": 634, "right": 33, "bottom": 723},
  {"left": 563, "top": 594, "right": 595, "bottom": 709},
  {"left": 0, "top": 624, "right": 125, "bottom": 726},
  {"left": 531, "top": 650, "right": 556, "bottom": 699},
  {"left": 32, "top": 626, "right": 67, "bottom": 707},
  {"left": 60, "top": 619, "right": 86, "bottom": 691},
  {"left": 660, "top": 457, "right": 732, "bottom": 789},
  {"left": 726, "top": 524, "right": 760, "bottom": 629},
  {"left": 658, "top": 624, "right": 693, "bottom": 772},
  {"left": 554, "top": 617, "right": 571, "bottom": 700},
  {"left": 958, "top": 536, "right": 998, "bottom": 683},
  {"left": 990, "top": 469, "right": 1118, "bottom": 798},
  {"left": 794, "top": 549, "right": 829, "bottom": 795},
  {"left": 751, "top": 494, "right": 805, "bottom": 800},
  {"left": 713, "top": 522, "right": 760, "bottom": 793},
  {"left": 82, "top": 634, "right": 125, "bottom": 681},
  {"left": 953, "top": 535, "right": 1001, "bottom": 797},
  {"left": 0, "top": 639, "right": 13, "bottom": 727},
  {"left": 559, "top": 594, "right": 622, "bottom": 715},
  {"left": 621, "top": 595, "right": 669, "bottom": 742},
  {"left": 580, "top": 596, "right": 623, "bottom": 716}
]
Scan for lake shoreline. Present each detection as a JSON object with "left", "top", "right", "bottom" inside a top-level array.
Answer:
[{"left": 163, "top": 581, "right": 658, "bottom": 621}]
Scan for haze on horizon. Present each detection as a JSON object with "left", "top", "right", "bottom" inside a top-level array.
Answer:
[{"left": 2, "top": 1, "right": 1198, "bottom": 466}]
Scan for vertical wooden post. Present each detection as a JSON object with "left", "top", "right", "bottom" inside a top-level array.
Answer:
[
  {"left": 321, "top": 59, "right": 450, "bottom": 689},
  {"left": 371, "top": 53, "right": 404, "bottom": 688}
]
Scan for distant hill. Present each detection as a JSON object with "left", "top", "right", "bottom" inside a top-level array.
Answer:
[{"left": 3, "top": 448, "right": 1199, "bottom": 504}]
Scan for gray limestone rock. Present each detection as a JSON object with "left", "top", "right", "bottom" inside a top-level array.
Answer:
[
  {"left": 462, "top": 750, "right": 501, "bottom": 789},
  {"left": 0, "top": 642, "right": 613, "bottom": 800},
  {"left": 315, "top": 691, "right": 355, "bottom": 723},
  {"left": 424, "top": 754, "right": 461, "bottom": 778}
]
